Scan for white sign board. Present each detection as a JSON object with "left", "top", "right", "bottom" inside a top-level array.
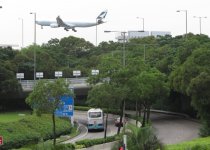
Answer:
[
  {"left": 91, "top": 69, "right": 99, "bottom": 75},
  {"left": 36, "top": 72, "right": 43, "bottom": 78},
  {"left": 55, "top": 71, "right": 62, "bottom": 77},
  {"left": 73, "top": 70, "right": 81, "bottom": 76},
  {"left": 16, "top": 73, "right": 24, "bottom": 79}
]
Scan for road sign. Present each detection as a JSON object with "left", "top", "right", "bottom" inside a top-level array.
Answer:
[
  {"left": 73, "top": 70, "right": 81, "bottom": 77},
  {"left": 55, "top": 96, "right": 74, "bottom": 117},
  {"left": 55, "top": 71, "right": 63, "bottom": 78},
  {"left": 16, "top": 73, "right": 24, "bottom": 79},
  {"left": 91, "top": 69, "right": 99, "bottom": 75},
  {"left": 36, "top": 72, "right": 43, "bottom": 78},
  {"left": 0, "top": 136, "right": 3, "bottom": 145}
]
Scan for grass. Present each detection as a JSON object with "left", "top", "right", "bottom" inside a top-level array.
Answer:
[
  {"left": 0, "top": 111, "right": 30, "bottom": 123},
  {"left": 166, "top": 136, "right": 210, "bottom": 150}
]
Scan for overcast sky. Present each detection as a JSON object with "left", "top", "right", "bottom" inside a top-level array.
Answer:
[{"left": 0, "top": 0, "right": 209, "bottom": 48}]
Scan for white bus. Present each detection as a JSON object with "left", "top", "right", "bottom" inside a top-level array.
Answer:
[{"left": 87, "top": 108, "right": 104, "bottom": 131}]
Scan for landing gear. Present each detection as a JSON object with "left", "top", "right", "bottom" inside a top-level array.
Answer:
[
  {"left": 64, "top": 28, "right": 69, "bottom": 31},
  {"left": 72, "top": 28, "right": 77, "bottom": 32}
]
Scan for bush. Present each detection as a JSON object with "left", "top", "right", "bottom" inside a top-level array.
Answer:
[
  {"left": 75, "top": 135, "right": 120, "bottom": 148},
  {"left": 0, "top": 114, "right": 72, "bottom": 150}
]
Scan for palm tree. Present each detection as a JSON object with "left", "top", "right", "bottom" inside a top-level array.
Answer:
[{"left": 126, "top": 125, "right": 164, "bottom": 150}]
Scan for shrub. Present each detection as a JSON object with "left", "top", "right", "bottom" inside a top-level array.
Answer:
[
  {"left": 75, "top": 135, "right": 120, "bottom": 148},
  {"left": 0, "top": 114, "right": 72, "bottom": 150}
]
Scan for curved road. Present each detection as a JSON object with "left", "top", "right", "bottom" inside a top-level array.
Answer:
[
  {"left": 150, "top": 112, "right": 200, "bottom": 144},
  {"left": 64, "top": 110, "right": 200, "bottom": 146}
]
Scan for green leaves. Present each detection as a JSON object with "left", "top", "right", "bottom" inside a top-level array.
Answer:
[{"left": 26, "top": 79, "right": 73, "bottom": 114}]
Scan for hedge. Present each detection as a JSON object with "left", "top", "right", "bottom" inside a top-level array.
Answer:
[
  {"left": 75, "top": 135, "right": 120, "bottom": 148},
  {"left": 0, "top": 114, "right": 72, "bottom": 150}
]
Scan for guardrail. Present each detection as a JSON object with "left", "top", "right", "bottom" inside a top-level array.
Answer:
[{"left": 20, "top": 78, "right": 90, "bottom": 92}]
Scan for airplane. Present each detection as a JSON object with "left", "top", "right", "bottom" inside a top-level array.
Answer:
[{"left": 36, "top": 10, "right": 107, "bottom": 32}]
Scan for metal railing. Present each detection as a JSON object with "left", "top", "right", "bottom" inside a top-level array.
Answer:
[{"left": 19, "top": 77, "right": 89, "bottom": 91}]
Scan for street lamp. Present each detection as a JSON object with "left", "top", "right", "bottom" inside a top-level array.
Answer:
[
  {"left": 177, "top": 10, "right": 188, "bottom": 37},
  {"left": 104, "top": 30, "right": 127, "bottom": 149},
  {"left": 96, "top": 18, "right": 98, "bottom": 46},
  {"left": 136, "top": 17, "right": 144, "bottom": 31},
  {"left": 30, "top": 12, "right": 37, "bottom": 81},
  {"left": 193, "top": 16, "right": 207, "bottom": 34},
  {"left": 18, "top": 18, "right": 24, "bottom": 48}
]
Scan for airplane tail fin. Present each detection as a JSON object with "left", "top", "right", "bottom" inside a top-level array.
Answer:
[
  {"left": 96, "top": 10, "right": 107, "bottom": 20},
  {"left": 56, "top": 16, "right": 66, "bottom": 27}
]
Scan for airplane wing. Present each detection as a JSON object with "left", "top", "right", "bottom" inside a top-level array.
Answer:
[{"left": 56, "top": 16, "right": 76, "bottom": 31}]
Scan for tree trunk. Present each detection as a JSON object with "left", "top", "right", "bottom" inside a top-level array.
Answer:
[
  {"left": 104, "top": 112, "right": 108, "bottom": 139},
  {"left": 146, "top": 105, "right": 151, "bottom": 124},
  {"left": 142, "top": 107, "right": 146, "bottom": 127},
  {"left": 138, "top": 102, "right": 142, "bottom": 117},
  {"left": 136, "top": 100, "right": 138, "bottom": 126},
  {"left": 52, "top": 113, "right": 56, "bottom": 146},
  {"left": 117, "top": 100, "right": 124, "bottom": 135}
]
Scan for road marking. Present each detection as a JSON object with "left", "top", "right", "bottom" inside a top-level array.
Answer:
[{"left": 67, "top": 124, "right": 88, "bottom": 143}]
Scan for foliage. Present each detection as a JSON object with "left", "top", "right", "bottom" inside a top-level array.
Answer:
[
  {"left": 0, "top": 111, "right": 30, "bottom": 123},
  {"left": 126, "top": 125, "right": 164, "bottom": 150},
  {"left": 75, "top": 135, "right": 120, "bottom": 148},
  {"left": 26, "top": 79, "right": 73, "bottom": 145},
  {"left": 0, "top": 114, "right": 72, "bottom": 150},
  {"left": 166, "top": 136, "right": 210, "bottom": 150}
]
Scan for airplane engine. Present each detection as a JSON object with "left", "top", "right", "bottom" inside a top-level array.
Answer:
[{"left": 50, "top": 23, "right": 59, "bottom": 28}]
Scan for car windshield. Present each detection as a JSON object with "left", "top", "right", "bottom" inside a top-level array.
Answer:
[{"left": 89, "top": 112, "right": 102, "bottom": 118}]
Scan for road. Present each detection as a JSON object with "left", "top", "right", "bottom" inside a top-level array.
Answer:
[
  {"left": 64, "top": 111, "right": 119, "bottom": 144},
  {"left": 150, "top": 112, "right": 200, "bottom": 144},
  {"left": 64, "top": 110, "right": 201, "bottom": 149}
]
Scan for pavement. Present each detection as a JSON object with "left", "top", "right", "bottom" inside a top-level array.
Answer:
[{"left": 64, "top": 110, "right": 201, "bottom": 150}]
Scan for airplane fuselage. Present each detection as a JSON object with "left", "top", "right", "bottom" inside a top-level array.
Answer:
[
  {"left": 36, "top": 10, "right": 107, "bottom": 32},
  {"left": 36, "top": 21, "right": 101, "bottom": 28}
]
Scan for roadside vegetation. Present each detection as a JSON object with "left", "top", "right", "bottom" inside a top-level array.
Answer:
[
  {"left": 0, "top": 111, "right": 30, "bottom": 123},
  {"left": 0, "top": 114, "right": 73, "bottom": 150},
  {"left": 166, "top": 136, "right": 210, "bottom": 150},
  {"left": 1, "top": 33, "right": 210, "bottom": 149}
]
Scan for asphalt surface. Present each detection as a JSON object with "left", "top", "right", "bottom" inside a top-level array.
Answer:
[
  {"left": 150, "top": 112, "right": 200, "bottom": 144},
  {"left": 64, "top": 110, "right": 201, "bottom": 149}
]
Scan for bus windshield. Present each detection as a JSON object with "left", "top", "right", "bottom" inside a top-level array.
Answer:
[{"left": 89, "top": 112, "right": 102, "bottom": 118}]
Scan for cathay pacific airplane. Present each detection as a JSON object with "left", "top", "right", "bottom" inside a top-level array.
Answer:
[{"left": 36, "top": 10, "right": 107, "bottom": 32}]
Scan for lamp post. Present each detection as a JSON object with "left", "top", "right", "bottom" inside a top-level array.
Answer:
[
  {"left": 96, "top": 18, "right": 98, "bottom": 46},
  {"left": 104, "top": 30, "right": 127, "bottom": 149},
  {"left": 193, "top": 16, "right": 207, "bottom": 34},
  {"left": 30, "top": 12, "right": 36, "bottom": 82},
  {"left": 18, "top": 18, "right": 24, "bottom": 48},
  {"left": 136, "top": 17, "right": 144, "bottom": 31},
  {"left": 177, "top": 10, "right": 188, "bottom": 37}
]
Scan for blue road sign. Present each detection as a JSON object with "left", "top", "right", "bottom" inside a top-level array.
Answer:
[{"left": 55, "top": 95, "right": 74, "bottom": 117}]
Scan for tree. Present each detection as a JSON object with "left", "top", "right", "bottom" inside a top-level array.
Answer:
[
  {"left": 26, "top": 79, "right": 73, "bottom": 146},
  {"left": 187, "top": 72, "right": 210, "bottom": 136},
  {"left": 87, "top": 83, "right": 121, "bottom": 138},
  {"left": 126, "top": 125, "right": 164, "bottom": 150},
  {"left": 135, "top": 68, "right": 169, "bottom": 126},
  {"left": 170, "top": 48, "right": 210, "bottom": 136}
]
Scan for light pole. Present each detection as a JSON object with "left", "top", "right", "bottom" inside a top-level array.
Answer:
[
  {"left": 177, "top": 10, "right": 188, "bottom": 37},
  {"left": 30, "top": 12, "right": 36, "bottom": 81},
  {"left": 104, "top": 30, "right": 127, "bottom": 149},
  {"left": 18, "top": 18, "right": 24, "bottom": 48},
  {"left": 96, "top": 18, "right": 98, "bottom": 46},
  {"left": 136, "top": 17, "right": 144, "bottom": 31},
  {"left": 193, "top": 16, "right": 207, "bottom": 34}
]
